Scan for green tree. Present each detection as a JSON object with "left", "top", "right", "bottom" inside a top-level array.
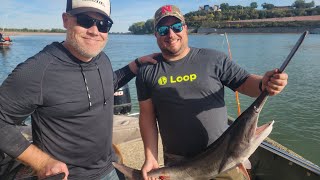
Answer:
[
  {"left": 250, "top": 2, "right": 258, "bottom": 9},
  {"left": 258, "top": 10, "right": 267, "bottom": 18},
  {"left": 262, "top": 3, "right": 275, "bottom": 10},
  {"left": 293, "top": 0, "right": 307, "bottom": 9},
  {"left": 128, "top": 21, "right": 145, "bottom": 34},
  {"left": 292, "top": 0, "right": 314, "bottom": 8},
  {"left": 129, "top": 1, "right": 320, "bottom": 33},
  {"left": 273, "top": 10, "right": 287, "bottom": 18},
  {"left": 220, "top": 3, "right": 229, "bottom": 11},
  {"left": 206, "top": 13, "right": 215, "bottom": 20},
  {"left": 306, "top": 1, "right": 315, "bottom": 8},
  {"left": 250, "top": 9, "right": 259, "bottom": 19},
  {"left": 293, "top": 8, "right": 306, "bottom": 16},
  {"left": 144, "top": 19, "right": 154, "bottom": 33}
]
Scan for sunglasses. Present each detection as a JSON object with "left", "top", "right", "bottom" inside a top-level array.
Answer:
[
  {"left": 156, "top": 22, "right": 184, "bottom": 36},
  {"left": 75, "top": 14, "right": 113, "bottom": 33}
]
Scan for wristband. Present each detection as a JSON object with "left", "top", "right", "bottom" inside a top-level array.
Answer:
[
  {"left": 134, "top": 58, "right": 141, "bottom": 68},
  {"left": 259, "top": 80, "right": 263, "bottom": 92}
]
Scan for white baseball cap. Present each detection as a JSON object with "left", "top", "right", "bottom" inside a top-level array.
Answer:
[{"left": 66, "top": 0, "right": 113, "bottom": 23}]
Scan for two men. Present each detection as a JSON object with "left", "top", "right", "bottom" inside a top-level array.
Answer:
[
  {"left": 136, "top": 5, "right": 288, "bottom": 180},
  {"left": 0, "top": 0, "right": 155, "bottom": 179}
]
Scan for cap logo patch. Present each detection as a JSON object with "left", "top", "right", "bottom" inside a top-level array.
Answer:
[
  {"left": 82, "top": 0, "right": 106, "bottom": 7},
  {"left": 82, "top": 0, "right": 105, "bottom": 7},
  {"left": 161, "top": 5, "right": 172, "bottom": 14}
]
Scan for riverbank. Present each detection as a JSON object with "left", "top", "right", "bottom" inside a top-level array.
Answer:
[
  {"left": 196, "top": 26, "right": 320, "bottom": 34},
  {"left": 2, "top": 32, "right": 65, "bottom": 36},
  {"left": 3, "top": 26, "right": 320, "bottom": 36}
]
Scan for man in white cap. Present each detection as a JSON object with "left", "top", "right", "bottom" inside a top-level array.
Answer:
[{"left": 0, "top": 0, "right": 155, "bottom": 179}]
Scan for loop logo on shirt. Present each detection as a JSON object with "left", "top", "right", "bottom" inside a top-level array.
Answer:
[
  {"left": 158, "top": 74, "right": 197, "bottom": 86},
  {"left": 158, "top": 76, "right": 168, "bottom": 85}
]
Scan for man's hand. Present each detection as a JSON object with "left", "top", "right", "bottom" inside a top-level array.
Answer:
[
  {"left": 138, "top": 53, "right": 159, "bottom": 65},
  {"left": 141, "top": 158, "right": 159, "bottom": 180},
  {"left": 37, "top": 157, "right": 69, "bottom": 180},
  {"left": 261, "top": 69, "right": 288, "bottom": 96},
  {"left": 129, "top": 53, "right": 159, "bottom": 74},
  {"left": 17, "top": 144, "right": 69, "bottom": 180}
]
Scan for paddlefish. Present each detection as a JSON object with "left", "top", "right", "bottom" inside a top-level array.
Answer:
[
  {"left": 112, "top": 31, "right": 308, "bottom": 180},
  {"left": 113, "top": 90, "right": 272, "bottom": 180}
]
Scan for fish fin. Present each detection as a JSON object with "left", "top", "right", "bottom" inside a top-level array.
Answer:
[
  {"left": 112, "top": 144, "right": 124, "bottom": 164},
  {"left": 243, "top": 159, "right": 251, "bottom": 169},
  {"left": 238, "top": 163, "right": 251, "bottom": 180},
  {"left": 112, "top": 162, "right": 142, "bottom": 180}
]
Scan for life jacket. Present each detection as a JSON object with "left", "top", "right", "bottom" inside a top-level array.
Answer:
[{"left": 3, "top": 37, "right": 11, "bottom": 41}]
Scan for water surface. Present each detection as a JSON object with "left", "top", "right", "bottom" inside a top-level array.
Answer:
[{"left": 1, "top": 33, "right": 319, "bottom": 166}]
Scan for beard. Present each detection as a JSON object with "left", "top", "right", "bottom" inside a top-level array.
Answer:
[
  {"left": 160, "top": 47, "right": 179, "bottom": 56},
  {"left": 66, "top": 31, "right": 107, "bottom": 59},
  {"left": 159, "top": 42, "right": 185, "bottom": 57},
  {"left": 157, "top": 36, "right": 189, "bottom": 58}
]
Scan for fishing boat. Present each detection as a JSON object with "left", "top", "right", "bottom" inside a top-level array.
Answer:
[
  {"left": 0, "top": 36, "right": 12, "bottom": 49},
  {"left": 1, "top": 86, "right": 319, "bottom": 180},
  {"left": 226, "top": 117, "right": 320, "bottom": 180},
  {"left": 0, "top": 41, "right": 12, "bottom": 49},
  {"left": 113, "top": 114, "right": 320, "bottom": 180},
  {"left": 1, "top": 114, "right": 318, "bottom": 180}
]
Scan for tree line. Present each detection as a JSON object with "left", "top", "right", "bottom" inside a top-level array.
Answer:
[
  {"left": 1, "top": 28, "right": 66, "bottom": 33},
  {"left": 129, "top": 0, "right": 320, "bottom": 34}
]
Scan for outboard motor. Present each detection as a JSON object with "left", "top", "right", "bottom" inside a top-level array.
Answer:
[{"left": 114, "top": 84, "right": 131, "bottom": 115}]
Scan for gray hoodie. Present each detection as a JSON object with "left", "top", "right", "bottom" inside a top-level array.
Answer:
[{"left": 0, "top": 42, "right": 135, "bottom": 179}]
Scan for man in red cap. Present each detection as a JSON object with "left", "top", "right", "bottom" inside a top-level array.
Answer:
[
  {"left": 0, "top": 0, "right": 155, "bottom": 179},
  {"left": 136, "top": 4, "right": 288, "bottom": 180}
]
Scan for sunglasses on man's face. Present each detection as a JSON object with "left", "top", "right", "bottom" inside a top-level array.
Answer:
[
  {"left": 75, "top": 14, "right": 113, "bottom": 33},
  {"left": 156, "top": 22, "right": 184, "bottom": 36}
]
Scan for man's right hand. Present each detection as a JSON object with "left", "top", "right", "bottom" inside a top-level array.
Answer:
[
  {"left": 141, "top": 159, "right": 159, "bottom": 180},
  {"left": 37, "top": 157, "right": 69, "bottom": 180},
  {"left": 17, "top": 144, "right": 69, "bottom": 180}
]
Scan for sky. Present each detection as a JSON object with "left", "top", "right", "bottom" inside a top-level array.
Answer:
[{"left": 0, "top": 0, "right": 319, "bottom": 33}]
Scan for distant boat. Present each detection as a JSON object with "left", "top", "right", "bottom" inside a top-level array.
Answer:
[
  {"left": 0, "top": 41, "right": 12, "bottom": 49},
  {"left": 0, "top": 36, "right": 12, "bottom": 49}
]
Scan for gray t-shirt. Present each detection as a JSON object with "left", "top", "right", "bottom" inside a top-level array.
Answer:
[
  {"left": 136, "top": 47, "right": 250, "bottom": 157},
  {"left": 0, "top": 42, "right": 135, "bottom": 179}
]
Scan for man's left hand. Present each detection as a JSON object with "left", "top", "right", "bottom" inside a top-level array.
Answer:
[{"left": 261, "top": 69, "right": 288, "bottom": 96}]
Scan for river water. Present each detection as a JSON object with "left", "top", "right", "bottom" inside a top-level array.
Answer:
[{"left": 0, "top": 33, "right": 319, "bottom": 166}]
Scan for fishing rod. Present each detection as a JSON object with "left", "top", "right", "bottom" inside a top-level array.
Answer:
[{"left": 224, "top": 32, "right": 242, "bottom": 116}]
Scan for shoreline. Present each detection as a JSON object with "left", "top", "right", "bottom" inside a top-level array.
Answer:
[
  {"left": 3, "top": 32, "right": 65, "bottom": 36},
  {"left": 2, "top": 27, "right": 319, "bottom": 37},
  {"left": 197, "top": 26, "right": 320, "bottom": 34},
  {"left": 1, "top": 31, "right": 307, "bottom": 37}
]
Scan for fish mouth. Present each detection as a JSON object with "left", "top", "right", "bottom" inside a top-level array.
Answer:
[{"left": 254, "top": 120, "right": 274, "bottom": 140}]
